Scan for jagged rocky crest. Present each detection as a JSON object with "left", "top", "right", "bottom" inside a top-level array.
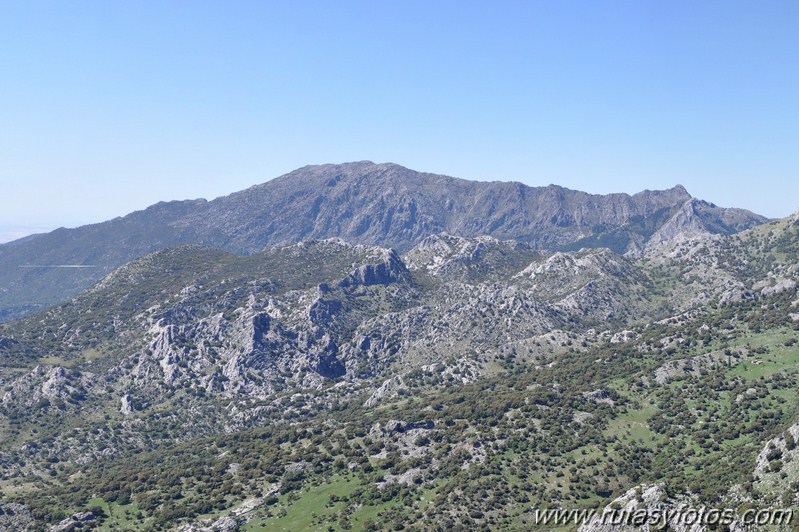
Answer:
[
  {"left": 2, "top": 165, "right": 798, "bottom": 531},
  {"left": 0, "top": 207, "right": 797, "bottom": 529},
  {"left": 0, "top": 162, "right": 766, "bottom": 320}
]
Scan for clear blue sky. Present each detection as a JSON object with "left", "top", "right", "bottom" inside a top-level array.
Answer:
[{"left": 1, "top": 1, "right": 797, "bottom": 241}]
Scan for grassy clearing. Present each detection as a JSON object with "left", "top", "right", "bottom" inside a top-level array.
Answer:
[
  {"left": 604, "top": 404, "right": 658, "bottom": 445},
  {"left": 245, "top": 475, "right": 360, "bottom": 531},
  {"left": 91, "top": 498, "right": 153, "bottom": 531}
]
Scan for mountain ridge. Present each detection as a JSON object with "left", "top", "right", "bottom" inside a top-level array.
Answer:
[
  {"left": 0, "top": 161, "right": 767, "bottom": 320},
  {"left": 0, "top": 207, "right": 798, "bottom": 529}
]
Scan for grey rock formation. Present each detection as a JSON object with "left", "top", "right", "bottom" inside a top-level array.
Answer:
[
  {"left": 644, "top": 198, "right": 764, "bottom": 254},
  {"left": 0, "top": 503, "right": 35, "bottom": 531},
  {"left": 49, "top": 511, "right": 96, "bottom": 532},
  {"left": 0, "top": 162, "right": 766, "bottom": 319},
  {"left": 178, "top": 516, "right": 240, "bottom": 532},
  {"left": 0, "top": 208, "right": 796, "bottom": 530}
]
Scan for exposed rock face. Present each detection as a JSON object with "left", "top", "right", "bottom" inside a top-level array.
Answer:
[
  {"left": 337, "top": 249, "right": 410, "bottom": 288},
  {"left": 120, "top": 394, "right": 134, "bottom": 415},
  {"left": 579, "top": 484, "right": 669, "bottom": 532},
  {"left": 514, "top": 248, "right": 648, "bottom": 321},
  {"left": 582, "top": 419, "right": 799, "bottom": 532},
  {"left": 0, "top": 503, "right": 35, "bottom": 531},
  {"left": 364, "top": 375, "right": 406, "bottom": 407},
  {"left": 0, "top": 207, "right": 796, "bottom": 530},
  {"left": 644, "top": 198, "right": 765, "bottom": 254},
  {"left": 0, "top": 233, "right": 671, "bottom": 426},
  {"left": 752, "top": 421, "right": 799, "bottom": 500},
  {"left": 582, "top": 389, "right": 615, "bottom": 405},
  {"left": 404, "top": 233, "right": 536, "bottom": 282},
  {"left": 576, "top": 483, "right": 750, "bottom": 532},
  {"left": 196, "top": 164, "right": 704, "bottom": 254},
  {"left": 645, "top": 200, "right": 717, "bottom": 253},
  {"left": 0, "top": 162, "right": 766, "bottom": 320},
  {"left": 178, "top": 516, "right": 240, "bottom": 532},
  {"left": 2, "top": 209, "right": 795, "bottom": 428},
  {"left": 2, "top": 365, "right": 93, "bottom": 410},
  {"left": 49, "top": 511, "right": 96, "bottom": 532},
  {"left": 14, "top": 217, "right": 794, "bottom": 426},
  {"left": 760, "top": 277, "right": 797, "bottom": 297},
  {"left": 653, "top": 350, "right": 739, "bottom": 384}
]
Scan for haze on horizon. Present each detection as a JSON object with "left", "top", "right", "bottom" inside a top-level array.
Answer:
[
  {"left": 0, "top": 170, "right": 774, "bottom": 245},
  {"left": 1, "top": 1, "right": 797, "bottom": 238},
  {"left": 0, "top": 174, "right": 702, "bottom": 244}
]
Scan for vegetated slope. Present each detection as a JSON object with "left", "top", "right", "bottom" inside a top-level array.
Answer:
[
  {"left": 0, "top": 161, "right": 767, "bottom": 320},
  {"left": 0, "top": 213, "right": 794, "bottom": 530}
]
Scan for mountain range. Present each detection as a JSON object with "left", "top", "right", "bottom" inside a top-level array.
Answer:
[
  {"left": 0, "top": 161, "right": 766, "bottom": 321},
  {"left": 0, "top": 163, "right": 796, "bottom": 531}
]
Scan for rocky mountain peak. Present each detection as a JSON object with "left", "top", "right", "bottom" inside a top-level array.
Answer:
[
  {"left": 669, "top": 183, "right": 690, "bottom": 197},
  {"left": 644, "top": 197, "right": 764, "bottom": 254},
  {"left": 0, "top": 162, "right": 767, "bottom": 320}
]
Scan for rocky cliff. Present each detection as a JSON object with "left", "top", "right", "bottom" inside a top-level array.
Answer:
[{"left": 0, "top": 162, "right": 767, "bottom": 320}]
